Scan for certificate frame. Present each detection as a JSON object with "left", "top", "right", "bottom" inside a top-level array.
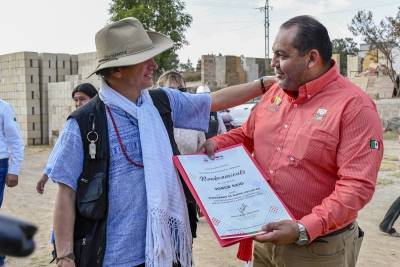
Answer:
[{"left": 173, "top": 144, "right": 295, "bottom": 247}]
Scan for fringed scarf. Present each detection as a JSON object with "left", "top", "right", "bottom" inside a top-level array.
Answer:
[{"left": 99, "top": 80, "right": 192, "bottom": 267}]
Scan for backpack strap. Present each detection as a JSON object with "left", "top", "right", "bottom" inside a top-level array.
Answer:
[
  {"left": 149, "top": 89, "right": 180, "bottom": 156},
  {"left": 149, "top": 88, "right": 198, "bottom": 238}
]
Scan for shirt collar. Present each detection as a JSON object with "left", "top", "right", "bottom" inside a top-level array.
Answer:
[{"left": 297, "top": 59, "right": 338, "bottom": 101}]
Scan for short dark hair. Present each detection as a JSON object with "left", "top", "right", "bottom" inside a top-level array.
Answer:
[
  {"left": 280, "top": 15, "right": 332, "bottom": 66},
  {"left": 72, "top": 83, "right": 98, "bottom": 99},
  {"left": 95, "top": 66, "right": 128, "bottom": 79},
  {"left": 95, "top": 68, "right": 112, "bottom": 79}
]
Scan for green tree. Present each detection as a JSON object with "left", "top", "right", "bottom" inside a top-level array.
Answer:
[
  {"left": 348, "top": 8, "right": 400, "bottom": 96},
  {"left": 179, "top": 58, "right": 194, "bottom": 72},
  {"left": 196, "top": 58, "right": 201, "bottom": 72},
  {"left": 108, "top": 0, "right": 193, "bottom": 80},
  {"left": 332, "top": 38, "right": 360, "bottom": 76}
]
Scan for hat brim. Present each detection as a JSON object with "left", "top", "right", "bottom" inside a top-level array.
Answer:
[{"left": 86, "top": 31, "right": 174, "bottom": 78}]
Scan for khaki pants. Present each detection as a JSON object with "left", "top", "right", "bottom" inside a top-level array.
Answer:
[{"left": 252, "top": 221, "right": 363, "bottom": 267}]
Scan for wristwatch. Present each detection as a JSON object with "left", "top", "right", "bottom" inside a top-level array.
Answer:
[{"left": 295, "top": 222, "right": 309, "bottom": 245}]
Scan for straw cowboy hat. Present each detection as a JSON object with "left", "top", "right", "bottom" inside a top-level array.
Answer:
[{"left": 87, "top": 17, "right": 174, "bottom": 78}]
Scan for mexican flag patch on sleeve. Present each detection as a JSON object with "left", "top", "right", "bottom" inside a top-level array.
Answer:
[{"left": 370, "top": 140, "right": 380, "bottom": 150}]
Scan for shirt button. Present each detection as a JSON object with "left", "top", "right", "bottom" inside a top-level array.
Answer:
[
  {"left": 277, "top": 147, "right": 281, "bottom": 151},
  {"left": 307, "top": 95, "right": 311, "bottom": 98},
  {"left": 269, "top": 170, "right": 274, "bottom": 174},
  {"left": 294, "top": 104, "right": 298, "bottom": 107},
  {"left": 290, "top": 157, "right": 294, "bottom": 161},
  {"left": 284, "top": 125, "right": 289, "bottom": 129}
]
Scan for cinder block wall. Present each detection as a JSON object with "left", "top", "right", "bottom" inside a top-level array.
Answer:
[
  {"left": 255, "top": 58, "right": 266, "bottom": 77},
  {"left": 201, "top": 55, "right": 216, "bottom": 86},
  {"left": 0, "top": 52, "right": 41, "bottom": 145},
  {"left": 374, "top": 99, "right": 400, "bottom": 123},
  {"left": 225, "top": 56, "right": 238, "bottom": 86},
  {"left": 215, "top": 56, "right": 226, "bottom": 86},
  {"left": 243, "top": 57, "right": 258, "bottom": 83},
  {"left": 236, "top": 57, "right": 246, "bottom": 85},
  {"left": 48, "top": 52, "right": 100, "bottom": 145},
  {"left": 347, "top": 56, "right": 361, "bottom": 77},
  {"left": 38, "top": 53, "right": 57, "bottom": 145},
  {"left": 48, "top": 81, "right": 75, "bottom": 146}
]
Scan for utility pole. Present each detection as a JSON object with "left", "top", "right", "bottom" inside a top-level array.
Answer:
[{"left": 257, "top": 1, "right": 272, "bottom": 75}]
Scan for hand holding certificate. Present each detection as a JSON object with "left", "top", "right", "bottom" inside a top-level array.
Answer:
[{"left": 173, "top": 144, "right": 294, "bottom": 247}]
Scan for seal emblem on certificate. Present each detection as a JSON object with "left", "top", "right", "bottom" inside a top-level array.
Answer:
[{"left": 173, "top": 144, "right": 294, "bottom": 246}]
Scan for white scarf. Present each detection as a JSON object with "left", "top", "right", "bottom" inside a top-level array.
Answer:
[{"left": 99, "top": 80, "right": 192, "bottom": 267}]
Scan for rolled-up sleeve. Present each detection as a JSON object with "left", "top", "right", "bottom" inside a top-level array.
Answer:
[
  {"left": 160, "top": 87, "right": 211, "bottom": 132},
  {"left": 48, "top": 118, "right": 84, "bottom": 191}
]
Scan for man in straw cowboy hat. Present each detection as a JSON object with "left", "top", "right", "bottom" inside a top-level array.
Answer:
[{"left": 50, "top": 17, "right": 277, "bottom": 267}]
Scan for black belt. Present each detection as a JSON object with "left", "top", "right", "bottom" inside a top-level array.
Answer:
[{"left": 319, "top": 222, "right": 354, "bottom": 238}]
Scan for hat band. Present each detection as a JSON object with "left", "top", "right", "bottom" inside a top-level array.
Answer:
[{"left": 98, "top": 44, "right": 155, "bottom": 65}]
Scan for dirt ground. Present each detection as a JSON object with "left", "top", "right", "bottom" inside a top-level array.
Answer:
[{"left": 1, "top": 137, "right": 400, "bottom": 267}]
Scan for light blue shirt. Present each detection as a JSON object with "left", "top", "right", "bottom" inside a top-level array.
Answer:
[{"left": 49, "top": 88, "right": 211, "bottom": 267}]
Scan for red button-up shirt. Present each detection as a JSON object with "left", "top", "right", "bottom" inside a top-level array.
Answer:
[{"left": 211, "top": 61, "right": 383, "bottom": 241}]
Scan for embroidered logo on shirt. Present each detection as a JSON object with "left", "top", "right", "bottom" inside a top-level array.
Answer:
[
  {"left": 266, "top": 96, "right": 282, "bottom": 112},
  {"left": 273, "top": 96, "right": 282, "bottom": 105},
  {"left": 370, "top": 140, "right": 381, "bottom": 150},
  {"left": 315, "top": 108, "right": 327, "bottom": 120},
  {"left": 14, "top": 117, "right": 17, "bottom": 121}
]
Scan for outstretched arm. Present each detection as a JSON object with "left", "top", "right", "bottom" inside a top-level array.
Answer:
[{"left": 210, "top": 77, "right": 276, "bottom": 111}]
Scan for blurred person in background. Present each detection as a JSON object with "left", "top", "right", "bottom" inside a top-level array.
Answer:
[
  {"left": 0, "top": 99, "right": 24, "bottom": 267},
  {"left": 196, "top": 85, "right": 226, "bottom": 139}
]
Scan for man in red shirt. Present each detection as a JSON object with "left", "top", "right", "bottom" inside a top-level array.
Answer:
[{"left": 203, "top": 15, "right": 383, "bottom": 267}]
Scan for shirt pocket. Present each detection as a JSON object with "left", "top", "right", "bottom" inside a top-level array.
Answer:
[{"left": 288, "top": 127, "right": 338, "bottom": 166}]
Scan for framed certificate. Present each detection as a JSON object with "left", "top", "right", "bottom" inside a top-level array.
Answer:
[{"left": 173, "top": 144, "right": 294, "bottom": 247}]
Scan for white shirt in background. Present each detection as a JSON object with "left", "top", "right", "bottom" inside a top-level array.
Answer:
[
  {"left": 0, "top": 100, "right": 25, "bottom": 174},
  {"left": 174, "top": 128, "right": 206, "bottom": 155}
]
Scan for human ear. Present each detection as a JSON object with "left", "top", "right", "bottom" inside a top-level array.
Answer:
[
  {"left": 307, "top": 49, "right": 319, "bottom": 68},
  {"left": 110, "top": 67, "right": 122, "bottom": 78}
]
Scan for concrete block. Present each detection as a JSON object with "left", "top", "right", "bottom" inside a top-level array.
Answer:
[
  {"left": 57, "top": 54, "right": 71, "bottom": 61},
  {"left": 39, "top": 53, "right": 57, "bottom": 61},
  {"left": 22, "top": 52, "right": 39, "bottom": 60},
  {"left": 22, "top": 67, "right": 39, "bottom": 76},
  {"left": 41, "top": 68, "right": 57, "bottom": 76},
  {"left": 58, "top": 68, "right": 71, "bottom": 75}
]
